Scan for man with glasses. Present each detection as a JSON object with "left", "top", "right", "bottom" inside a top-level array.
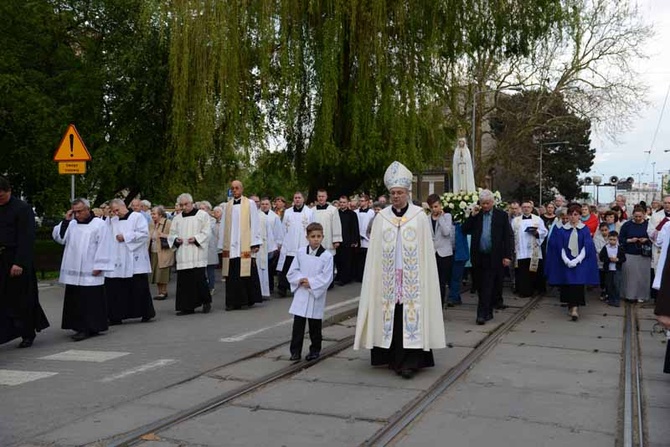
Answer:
[
  {"left": 53, "top": 198, "right": 114, "bottom": 341},
  {"left": 104, "top": 199, "right": 155, "bottom": 325},
  {"left": 168, "top": 193, "right": 212, "bottom": 315},
  {"left": 0, "top": 176, "right": 49, "bottom": 347}
]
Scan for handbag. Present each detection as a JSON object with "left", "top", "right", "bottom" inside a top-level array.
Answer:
[
  {"left": 160, "top": 237, "right": 170, "bottom": 250},
  {"left": 640, "top": 242, "right": 652, "bottom": 258}
]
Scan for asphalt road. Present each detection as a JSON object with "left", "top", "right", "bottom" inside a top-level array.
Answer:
[{"left": 0, "top": 275, "right": 361, "bottom": 447}]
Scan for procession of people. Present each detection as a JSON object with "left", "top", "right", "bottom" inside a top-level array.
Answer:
[{"left": 3, "top": 145, "right": 670, "bottom": 376}]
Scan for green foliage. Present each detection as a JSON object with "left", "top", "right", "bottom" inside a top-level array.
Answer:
[{"left": 489, "top": 89, "right": 594, "bottom": 201}]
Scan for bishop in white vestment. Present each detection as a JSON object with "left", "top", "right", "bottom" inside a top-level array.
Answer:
[
  {"left": 511, "top": 201, "right": 548, "bottom": 297},
  {"left": 168, "top": 194, "right": 212, "bottom": 315},
  {"left": 219, "top": 181, "right": 262, "bottom": 310},
  {"left": 277, "top": 192, "right": 315, "bottom": 296},
  {"left": 104, "top": 199, "right": 155, "bottom": 324},
  {"left": 354, "top": 162, "right": 446, "bottom": 379},
  {"left": 53, "top": 199, "right": 114, "bottom": 340}
]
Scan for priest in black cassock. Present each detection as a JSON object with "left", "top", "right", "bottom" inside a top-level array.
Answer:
[
  {"left": 218, "top": 180, "right": 262, "bottom": 310},
  {"left": 0, "top": 177, "right": 49, "bottom": 348},
  {"left": 335, "top": 195, "right": 359, "bottom": 286},
  {"left": 53, "top": 198, "right": 114, "bottom": 341}
]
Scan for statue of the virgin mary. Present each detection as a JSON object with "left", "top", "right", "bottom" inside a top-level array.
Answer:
[{"left": 452, "top": 138, "right": 477, "bottom": 193}]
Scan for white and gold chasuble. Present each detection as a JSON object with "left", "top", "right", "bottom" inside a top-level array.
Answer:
[{"left": 354, "top": 204, "right": 446, "bottom": 351}]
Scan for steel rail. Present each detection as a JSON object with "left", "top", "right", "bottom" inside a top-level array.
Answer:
[
  {"left": 623, "top": 302, "right": 645, "bottom": 447},
  {"left": 107, "top": 335, "right": 355, "bottom": 447},
  {"left": 361, "top": 295, "right": 543, "bottom": 447}
]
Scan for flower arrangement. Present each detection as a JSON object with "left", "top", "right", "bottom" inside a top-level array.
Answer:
[{"left": 440, "top": 188, "right": 504, "bottom": 223}]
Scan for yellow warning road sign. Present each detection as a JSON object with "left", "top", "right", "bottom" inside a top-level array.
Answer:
[
  {"left": 58, "top": 162, "right": 87, "bottom": 174},
  {"left": 53, "top": 124, "right": 91, "bottom": 161}
]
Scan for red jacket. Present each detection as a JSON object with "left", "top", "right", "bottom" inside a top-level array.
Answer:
[{"left": 582, "top": 213, "right": 599, "bottom": 236}]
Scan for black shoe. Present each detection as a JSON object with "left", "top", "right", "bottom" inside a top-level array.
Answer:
[
  {"left": 400, "top": 369, "right": 415, "bottom": 379},
  {"left": 18, "top": 337, "right": 34, "bottom": 348},
  {"left": 176, "top": 310, "right": 195, "bottom": 316},
  {"left": 494, "top": 304, "right": 508, "bottom": 310},
  {"left": 71, "top": 331, "right": 90, "bottom": 342},
  {"left": 203, "top": 303, "right": 212, "bottom": 314},
  {"left": 141, "top": 316, "right": 153, "bottom": 322},
  {"left": 109, "top": 320, "right": 123, "bottom": 326},
  {"left": 476, "top": 317, "right": 486, "bottom": 325},
  {"left": 277, "top": 289, "right": 287, "bottom": 298},
  {"left": 289, "top": 353, "right": 301, "bottom": 361},
  {"left": 153, "top": 294, "right": 167, "bottom": 301},
  {"left": 485, "top": 314, "right": 493, "bottom": 321},
  {"left": 225, "top": 306, "right": 234, "bottom": 311},
  {"left": 446, "top": 301, "right": 455, "bottom": 308},
  {"left": 305, "top": 352, "right": 320, "bottom": 361}
]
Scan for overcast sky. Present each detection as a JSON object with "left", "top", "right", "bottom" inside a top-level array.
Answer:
[{"left": 591, "top": 0, "right": 670, "bottom": 195}]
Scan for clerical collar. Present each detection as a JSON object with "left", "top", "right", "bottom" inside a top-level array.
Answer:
[
  {"left": 263, "top": 210, "right": 269, "bottom": 215},
  {"left": 119, "top": 210, "right": 132, "bottom": 221},
  {"left": 359, "top": 207, "right": 369, "bottom": 213},
  {"left": 233, "top": 198, "right": 241, "bottom": 205},
  {"left": 522, "top": 214, "right": 532, "bottom": 220},
  {"left": 77, "top": 213, "right": 96, "bottom": 225},
  {"left": 316, "top": 204, "right": 328, "bottom": 210},
  {"left": 391, "top": 203, "right": 409, "bottom": 217},
  {"left": 182, "top": 207, "right": 198, "bottom": 217},
  {"left": 665, "top": 211, "right": 670, "bottom": 217},
  {"left": 293, "top": 205, "right": 304, "bottom": 213}
]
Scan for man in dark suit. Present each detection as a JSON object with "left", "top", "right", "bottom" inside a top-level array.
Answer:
[{"left": 462, "top": 189, "right": 513, "bottom": 325}]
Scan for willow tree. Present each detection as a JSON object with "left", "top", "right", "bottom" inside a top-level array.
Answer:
[{"left": 162, "top": 0, "right": 564, "bottom": 195}]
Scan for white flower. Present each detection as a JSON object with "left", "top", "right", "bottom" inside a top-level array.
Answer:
[
  {"left": 448, "top": 203, "right": 455, "bottom": 209},
  {"left": 459, "top": 201, "right": 467, "bottom": 209}
]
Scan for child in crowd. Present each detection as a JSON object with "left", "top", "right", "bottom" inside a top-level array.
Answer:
[
  {"left": 593, "top": 222, "right": 609, "bottom": 300},
  {"left": 287, "top": 222, "right": 334, "bottom": 361},
  {"left": 599, "top": 231, "right": 626, "bottom": 307}
]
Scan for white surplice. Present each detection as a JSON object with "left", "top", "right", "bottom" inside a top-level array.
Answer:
[
  {"left": 313, "top": 205, "right": 343, "bottom": 254},
  {"left": 287, "top": 247, "right": 334, "bottom": 319},
  {"left": 356, "top": 208, "right": 374, "bottom": 249},
  {"left": 105, "top": 211, "right": 151, "bottom": 278},
  {"left": 217, "top": 198, "right": 262, "bottom": 259},
  {"left": 168, "top": 209, "right": 211, "bottom": 270},
  {"left": 53, "top": 217, "right": 114, "bottom": 286},
  {"left": 277, "top": 206, "right": 315, "bottom": 271},
  {"left": 354, "top": 204, "right": 446, "bottom": 351},
  {"left": 511, "top": 214, "right": 548, "bottom": 260}
]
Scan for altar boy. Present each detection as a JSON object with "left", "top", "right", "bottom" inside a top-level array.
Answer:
[{"left": 287, "top": 222, "right": 334, "bottom": 361}]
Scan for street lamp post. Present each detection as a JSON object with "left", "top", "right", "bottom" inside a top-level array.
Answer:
[{"left": 538, "top": 141, "right": 569, "bottom": 207}]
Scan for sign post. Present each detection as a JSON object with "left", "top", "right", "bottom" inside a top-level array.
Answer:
[{"left": 53, "top": 124, "right": 92, "bottom": 201}]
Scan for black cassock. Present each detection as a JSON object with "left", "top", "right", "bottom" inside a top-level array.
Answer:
[
  {"left": 225, "top": 258, "right": 262, "bottom": 309},
  {"left": 0, "top": 196, "right": 49, "bottom": 344},
  {"left": 655, "top": 245, "right": 670, "bottom": 373},
  {"left": 335, "top": 209, "right": 359, "bottom": 285}
]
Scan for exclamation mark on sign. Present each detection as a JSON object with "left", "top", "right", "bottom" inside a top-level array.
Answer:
[{"left": 69, "top": 134, "right": 74, "bottom": 157}]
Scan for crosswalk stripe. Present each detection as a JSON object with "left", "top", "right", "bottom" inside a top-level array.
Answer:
[
  {"left": 100, "top": 359, "right": 177, "bottom": 383},
  {"left": 40, "top": 350, "right": 130, "bottom": 362},
  {"left": 0, "top": 369, "right": 58, "bottom": 386}
]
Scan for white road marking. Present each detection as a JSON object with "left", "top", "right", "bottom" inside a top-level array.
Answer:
[
  {"left": 100, "top": 359, "right": 177, "bottom": 383},
  {"left": 220, "top": 296, "right": 360, "bottom": 342},
  {"left": 0, "top": 369, "right": 58, "bottom": 386},
  {"left": 40, "top": 350, "right": 130, "bottom": 363}
]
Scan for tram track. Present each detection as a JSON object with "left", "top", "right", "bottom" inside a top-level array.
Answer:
[
  {"left": 104, "top": 295, "right": 544, "bottom": 447},
  {"left": 622, "top": 302, "right": 646, "bottom": 447}
]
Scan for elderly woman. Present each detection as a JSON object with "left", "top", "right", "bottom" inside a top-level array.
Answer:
[
  {"left": 619, "top": 206, "right": 652, "bottom": 303},
  {"left": 580, "top": 203, "right": 599, "bottom": 237},
  {"left": 149, "top": 206, "right": 174, "bottom": 300},
  {"left": 545, "top": 203, "right": 599, "bottom": 321}
]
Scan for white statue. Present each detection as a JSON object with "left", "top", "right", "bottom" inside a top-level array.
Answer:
[{"left": 452, "top": 138, "right": 476, "bottom": 193}]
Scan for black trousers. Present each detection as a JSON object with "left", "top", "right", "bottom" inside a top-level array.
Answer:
[
  {"left": 435, "top": 254, "right": 453, "bottom": 305},
  {"left": 356, "top": 247, "right": 368, "bottom": 282},
  {"left": 559, "top": 284, "right": 586, "bottom": 307},
  {"left": 290, "top": 315, "right": 322, "bottom": 356},
  {"left": 278, "top": 255, "right": 294, "bottom": 294},
  {"left": 475, "top": 254, "right": 504, "bottom": 320},
  {"left": 335, "top": 245, "right": 355, "bottom": 284},
  {"left": 268, "top": 250, "right": 279, "bottom": 293},
  {"left": 515, "top": 259, "right": 545, "bottom": 297}
]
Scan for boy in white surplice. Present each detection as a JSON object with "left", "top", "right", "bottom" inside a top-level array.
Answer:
[{"left": 287, "top": 222, "right": 334, "bottom": 361}]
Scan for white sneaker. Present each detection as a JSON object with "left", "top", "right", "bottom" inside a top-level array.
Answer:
[{"left": 637, "top": 299, "right": 645, "bottom": 303}]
